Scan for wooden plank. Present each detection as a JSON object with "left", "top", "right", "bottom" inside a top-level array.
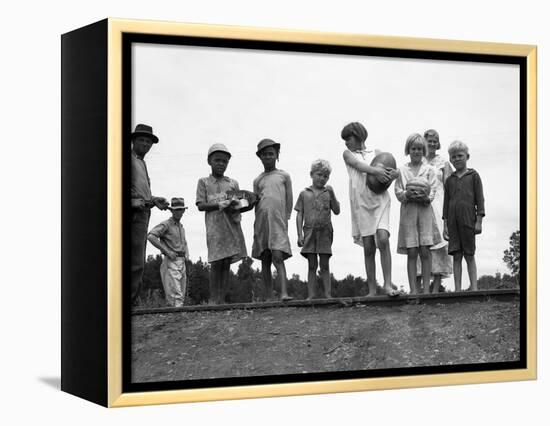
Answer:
[{"left": 132, "top": 288, "right": 520, "bottom": 315}]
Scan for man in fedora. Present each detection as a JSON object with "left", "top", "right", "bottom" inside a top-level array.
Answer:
[
  {"left": 148, "top": 198, "right": 190, "bottom": 307},
  {"left": 131, "top": 123, "right": 169, "bottom": 305}
]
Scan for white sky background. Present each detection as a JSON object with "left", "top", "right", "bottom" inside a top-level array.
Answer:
[{"left": 133, "top": 42, "right": 520, "bottom": 289}]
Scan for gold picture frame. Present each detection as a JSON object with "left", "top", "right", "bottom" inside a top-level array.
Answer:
[{"left": 61, "top": 18, "right": 537, "bottom": 407}]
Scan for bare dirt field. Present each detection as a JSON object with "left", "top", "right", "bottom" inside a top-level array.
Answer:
[{"left": 131, "top": 299, "right": 520, "bottom": 383}]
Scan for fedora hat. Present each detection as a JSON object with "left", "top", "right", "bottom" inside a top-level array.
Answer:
[
  {"left": 207, "top": 143, "right": 232, "bottom": 160},
  {"left": 131, "top": 123, "right": 159, "bottom": 144},
  {"left": 168, "top": 197, "right": 188, "bottom": 210},
  {"left": 256, "top": 138, "right": 280, "bottom": 157}
]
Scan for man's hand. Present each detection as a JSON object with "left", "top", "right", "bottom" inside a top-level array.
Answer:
[
  {"left": 443, "top": 223, "right": 449, "bottom": 241},
  {"left": 153, "top": 197, "right": 169, "bottom": 210},
  {"left": 297, "top": 235, "right": 304, "bottom": 247},
  {"left": 131, "top": 198, "right": 146, "bottom": 210},
  {"left": 165, "top": 250, "right": 177, "bottom": 261}
]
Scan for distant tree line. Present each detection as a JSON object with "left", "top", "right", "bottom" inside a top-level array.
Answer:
[
  {"left": 476, "top": 272, "right": 518, "bottom": 290},
  {"left": 140, "top": 254, "right": 398, "bottom": 307},
  {"left": 503, "top": 230, "right": 520, "bottom": 286},
  {"left": 138, "top": 230, "right": 520, "bottom": 307},
  {"left": 478, "top": 230, "right": 520, "bottom": 290},
  {"left": 139, "top": 255, "right": 517, "bottom": 307}
]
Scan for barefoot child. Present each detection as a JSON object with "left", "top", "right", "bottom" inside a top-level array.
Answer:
[
  {"left": 252, "top": 138, "right": 293, "bottom": 301},
  {"left": 147, "top": 197, "right": 190, "bottom": 307},
  {"left": 196, "top": 144, "right": 251, "bottom": 304},
  {"left": 395, "top": 133, "right": 442, "bottom": 294},
  {"left": 340, "top": 122, "right": 399, "bottom": 297},
  {"left": 443, "top": 140, "right": 485, "bottom": 291},
  {"left": 415, "top": 129, "right": 454, "bottom": 293},
  {"left": 295, "top": 159, "right": 340, "bottom": 299}
]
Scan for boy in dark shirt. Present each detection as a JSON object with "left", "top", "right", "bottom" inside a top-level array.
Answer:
[{"left": 443, "top": 141, "right": 485, "bottom": 291}]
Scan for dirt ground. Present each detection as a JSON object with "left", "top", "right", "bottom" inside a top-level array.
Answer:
[{"left": 131, "top": 299, "right": 520, "bottom": 383}]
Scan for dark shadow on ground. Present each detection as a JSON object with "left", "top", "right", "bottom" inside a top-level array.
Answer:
[{"left": 38, "top": 377, "right": 61, "bottom": 389}]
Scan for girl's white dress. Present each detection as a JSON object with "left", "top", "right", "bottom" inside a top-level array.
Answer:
[
  {"left": 417, "top": 154, "right": 453, "bottom": 275},
  {"left": 344, "top": 148, "right": 391, "bottom": 246}
]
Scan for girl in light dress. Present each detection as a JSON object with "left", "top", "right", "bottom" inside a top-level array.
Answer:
[
  {"left": 340, "top": 122, "right": 399, "bottom": 297},
  {"left": 416, "top": 129, "right": 453, "bottom": 292},
  {"left": 395, "top": 133, "right": 442, "bottom": 294}
]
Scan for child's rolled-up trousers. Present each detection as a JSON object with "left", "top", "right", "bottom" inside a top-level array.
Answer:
[{"left": 160, "top": 256, "right": 186, "bottom": 307}]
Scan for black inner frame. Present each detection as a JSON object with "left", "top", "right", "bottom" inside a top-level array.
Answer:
[{"left": 122, "top": 33, "right": 527, "bottom": 393}]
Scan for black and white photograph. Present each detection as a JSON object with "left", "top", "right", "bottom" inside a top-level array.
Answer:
[
  {"left": 7, "top": 0, "right": 549, "bottom": 420},
  {"left": 127, "top": 36, "right": 524, "bottom": 386}
]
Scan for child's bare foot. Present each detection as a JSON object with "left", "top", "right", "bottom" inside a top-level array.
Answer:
[
  {"left": 281, "top": 295, "right": 293, "bottom": 302},
  {"left": 382, "top": 285, "right": 400, "bottom": 297},
  {"left": 324, "top": 294, "right": 332, "bottom": 299},
  {"left": 306, "top": 296, "right": 314, "bottom": 301},
  {"left": 365, "top": 292, "right": 377, "bottom": 298}
]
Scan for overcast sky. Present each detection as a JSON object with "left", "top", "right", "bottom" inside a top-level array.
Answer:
[{"left": 132, "top": 42, "right": 520, "bottom": 290}]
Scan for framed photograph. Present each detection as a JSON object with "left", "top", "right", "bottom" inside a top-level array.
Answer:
[{"left": 61, "top": 18, "right": 537, "bottom": 407}]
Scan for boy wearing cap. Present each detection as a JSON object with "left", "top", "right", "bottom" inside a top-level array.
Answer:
[
  {"left": 130, "top": 123, "right": 169, "bottom": 305},
  {"left": 147, "top": 198, "right": 190, "bottom": 307},
  {"left": 196, "top": 144, "right": 254, "bottom": 304}
]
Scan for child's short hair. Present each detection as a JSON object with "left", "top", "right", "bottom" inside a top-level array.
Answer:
[
  {"left": 310, "top": 159, "right": 332, "bottom": 175},
  {"left": 341, "top": 122, "right": 368, "bottom": 143},
  {"left": 448, "top": 140, "right": 469, "bottom": 156},
  {"left": 423, "top": 128, "right": 441, "bottom": 150},
  {"left": 404, "top": 133, "right": 428, "bottom": 156}
]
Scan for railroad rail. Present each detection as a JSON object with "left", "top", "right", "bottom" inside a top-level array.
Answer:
[{"left": 132, "top": 288, "right": 519, "bottom": 315}]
